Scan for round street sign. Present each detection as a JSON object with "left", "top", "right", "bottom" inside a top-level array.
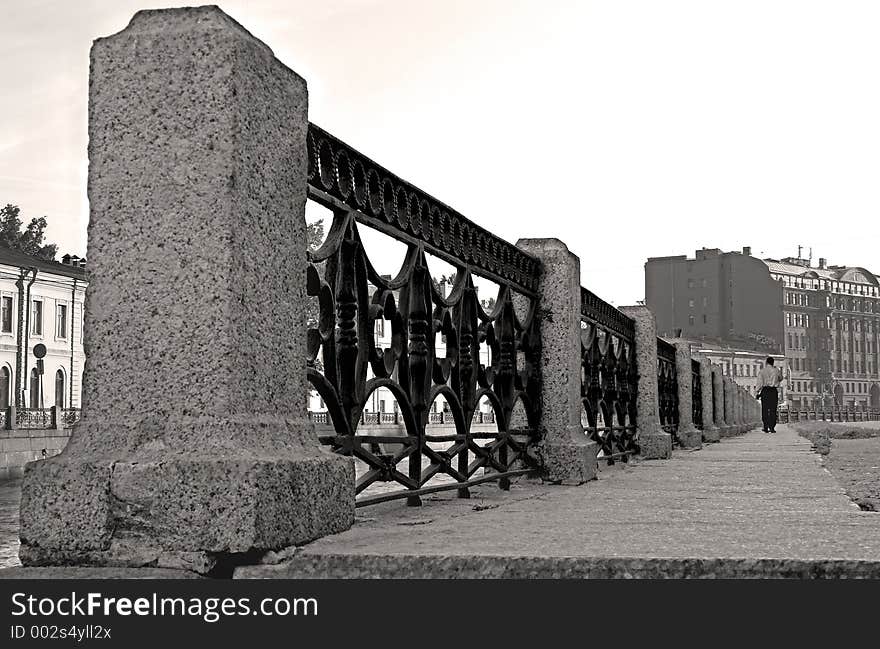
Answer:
[{"left": 33, "top": 343, "right": 47, "bottom": 359}]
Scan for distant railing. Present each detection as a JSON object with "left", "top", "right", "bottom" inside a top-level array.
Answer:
[
  {"left": 580, "top": 287, "right": 638, "bottom": 464},
  {"left": 60, "top": 408, "right": 82, "bottom": 428},
  {"left": 16, "top": 408, "right": 53, "bottom": 429},
  {"left": 657, "top": 339, "right": 679, "bottom": 440},
  {"left": 778, "top": 407, "right": 880, "bottom": 424},
  {"left": 5, "top": 407, "right": 80, "bottom": 430},
  {"left": 309, "top": 410, "right": 499, "bottom": 427}
]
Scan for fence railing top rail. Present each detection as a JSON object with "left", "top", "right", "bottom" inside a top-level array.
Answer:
[
  {"left": 657, "top": 337, "right": 676, "bottom": 362},
  {"left": 306, "top": 123, "right": 541, "bottom": 296},
  {"left": 579, "top": 286, "right": 635, "bottom": 340}
]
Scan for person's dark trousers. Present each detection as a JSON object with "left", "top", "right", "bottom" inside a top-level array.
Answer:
[{"left": 760, "top": 386, "right": 779, "bottom": 432}]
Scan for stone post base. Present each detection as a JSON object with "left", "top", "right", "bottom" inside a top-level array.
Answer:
[
  {"left": 19, "top": 421, "right": 354, "bottom": 573},
  {"left": 535, "top": 431, "right": 598, "bottom": 485},
  {"left": 677, "top": 426, "right": 702, "bottom": 449},
  {"left": 701, "top": 426, "right": 721, "bottom": 443},
  {"left": 637, "top": 430, "right": 672, "bottom": 460}
]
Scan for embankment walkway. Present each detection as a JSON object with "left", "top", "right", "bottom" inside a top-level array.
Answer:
[{"left": 239, "top": 425, "right": 880, "bottom": 578}]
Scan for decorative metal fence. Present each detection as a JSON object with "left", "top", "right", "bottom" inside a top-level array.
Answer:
[
  {"left": 778, "top": 408, "right": 880, "bottom": 424},
  {"left": 305, "top": 124, "right": 541, "bottom": 507},
  {"left": 657, "top": 339, "right": 679, "bottom": 441},
  {"left": 580, "top": 287, "right": 638, "bottom": 464},
  {"left": 692, "top": 359, "right": 703, "bottom": 430},
  {"left": 60, "top": 408, "right": 81, "bottom": 428},
  {"left": 6, "top": 407, "right": 81, "bottom": 430},
  {"left": 16, "top": 408, "right": 53, "bottom": 429}
]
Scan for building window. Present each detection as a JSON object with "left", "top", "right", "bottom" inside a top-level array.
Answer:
[
  {"left": 31, "top": 300, "right": 43, "bottom": 335},
  {"left": 702, "top": 314, "right": 707, "bottom": 324},
  {"left": 0, "top": 296, "right": 11, "bottom": 333},
  {"left": 688, "top": 315, "right": 695, "bottom": 326},
  {"left": 56, "top": 304, "right": 68, "bottom": 339},
  {"left": 688, "top": 299, "right": 695, "bottom": 308}
]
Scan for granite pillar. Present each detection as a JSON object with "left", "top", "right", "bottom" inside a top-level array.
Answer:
[
  {"left": 517, "top": 239, "right": 597, "bottom": 484},
  {"left": 723, "top": 377, "right": 736, "bottom": 437},
  {"left": 618, "top": 306, "right": 671, "bottom": 459},
  {"left": 734, "top": 386, "right": 743, "bottom": 433},
  {"left": 712, "top": 366, "right": 725, "bottom": 434},
  {"left": 697, "top": 356, "right": 720, "bottom": 443},
  {"left": 18, "top": 6, "right": 354, "bottom": 572},
  {"left": 516, "top": 239, "right": 598, "bottom": 484},
  {"left": 672, "top": 342, "right": 701, "bottom": 449}
]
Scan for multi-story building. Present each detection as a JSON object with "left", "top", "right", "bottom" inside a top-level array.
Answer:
[
  {"left": 766, "top": 255, "right": 879, "bottom": 409},
  {"left": 646, "top": 247, "right": 880, "bottom": 410},
  {"left": 645, "top": 247, "right": 784, "bottom": 353},
  {"left": 0, "top": 246, "right": 87, "bottom": 410}
]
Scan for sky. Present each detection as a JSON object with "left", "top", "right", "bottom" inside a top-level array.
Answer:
[{"left": 1, "top": 0, "right": 879, "bottom": 306}]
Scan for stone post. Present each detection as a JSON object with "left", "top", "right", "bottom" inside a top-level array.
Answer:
[
  {"left": 672, "top": 341, "right": 700, "bottom": 449},
  {"left": 18, "top": 6, "right": 354, "bottom": 572},
  {"left": 618, "top": 306, "right": 671, "bottom": 459},
  {"left": 697, "top": 356, "right": 720, "bottom": 442},
  {"left": 723, "top": 377, "right": 736, "bottom": 437},
  {"left": 734, "top": 386, "right": 743, "bottom": 433},
  {"left": 712, "top": 367, "right": 724, "bottom": 434},
  {"left": 516, "top": 239, "right": 597, "bottom": 484}
]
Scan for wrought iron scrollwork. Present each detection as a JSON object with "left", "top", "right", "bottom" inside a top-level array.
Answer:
[
  {"left": 657, "top": 339, "right": 679, "bottom": 441},
  {"left": 580, "top": 290, "right": 638, "bottom": 464},
  {"left": 692, "top": 359, "right": 703, "bottom": 430},
  {"left": 306, "top": 126, "right": 540, "bottom": 507}
]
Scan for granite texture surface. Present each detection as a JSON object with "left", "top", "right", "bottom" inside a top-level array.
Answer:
[
  {"left": 618, "top": 307, "right": 670, "bottom": 459},
  {"left": 697, "top": 356, "right": 720, "bottom": 442},
  {"left": 235, "top": 426, "right": 880, "bottom": 579},
  {"left": 18, "top": 6, "right": 354, "bottom": 570},
  {"left": 673, "top": 341, "right": 701, "bottom": 449},
  {"left": 517, "top": 238, "right": 597, "bottom": 484}
]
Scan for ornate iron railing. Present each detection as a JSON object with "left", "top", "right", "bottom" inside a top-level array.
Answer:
[
  {"left": 657, "top": 339, "right": 679, "bottom": 440},
  {"left": 580, "top": 288, "right": 638, "bottom": 464},
  {"left": 60, "top": 408, "right": 81, "bottom": 428},
  {"left": 16, "top": 408, "right": 52, "bottom": 429},
  {"left": 778, "top": 408, "right": 880, "bottom": 424},
  {"left": 306, "top": 124, "right": 540, "bottom": 507},
  {"left": 309, "top": 410, "right": 498, "bottom": 426},
  {"left": 692, "top": 359, "right": 703, "bottom": 430}
]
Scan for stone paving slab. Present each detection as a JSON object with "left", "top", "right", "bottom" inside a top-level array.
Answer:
[{"left": 237, "top": 425, "right": 880, "bottom": 578}]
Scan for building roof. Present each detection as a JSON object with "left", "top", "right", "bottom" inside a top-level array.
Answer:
[
  {"left": 761, "top": 259, "right": 878, "bottom": 286},
  {"left": 0, "top": 244, "right": 87, "bottom": 280}
]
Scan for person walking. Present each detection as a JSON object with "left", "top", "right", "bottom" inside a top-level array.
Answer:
[{"left": 757, "top": 357, "right": 783, "bottom": 433}]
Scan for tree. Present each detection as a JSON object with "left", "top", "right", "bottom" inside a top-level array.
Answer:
[
  {"left": 307, "top": 219, "right": 324, "bottom": 254},
  {"left": 0, "top": 204, "right": 58, "bottom": 261}
]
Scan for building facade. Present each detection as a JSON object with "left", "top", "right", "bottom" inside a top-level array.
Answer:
[
  {"left": 766, "top": 256, "right": 879, "bottom": 409},
  {"left": 646, "top": 247, "right": 880, "bottom": 410},
  {"left": 0, "top": 247, "right": 87, "bottom": 411},
  {"left": 645, "top": 247, "right": 784, "bottom": 353}
]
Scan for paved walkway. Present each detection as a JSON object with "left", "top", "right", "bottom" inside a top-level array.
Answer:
[{"left": 239, "top": 425, "right": 880, "bottom": 578}]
